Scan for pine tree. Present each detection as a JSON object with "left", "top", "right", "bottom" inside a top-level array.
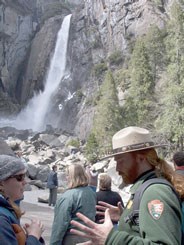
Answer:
[
  {"left": 92, "top": 70, "right": 123, "bottom": 152},
  {"left": 85, "top": 133, "right": 99, "bottom": 163},
  {"left": 155, "top": 2, "right": 184, "bottom": 150},
  {"left": 123, "top": 38, "right": 155, "bottom": 126},
  {"left": 144, "top": 25, "right": 166, "bottom": 80}
]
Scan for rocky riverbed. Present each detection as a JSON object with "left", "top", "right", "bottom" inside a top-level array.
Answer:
[{"left": 0, "top": 126, "right": 131, "bottom": 201}]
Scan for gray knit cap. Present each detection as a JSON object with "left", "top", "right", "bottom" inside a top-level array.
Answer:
[{"left": 0, "top": 155, "right": 26, "bottom": 181}]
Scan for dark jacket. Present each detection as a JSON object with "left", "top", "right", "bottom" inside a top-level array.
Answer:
[
  {"left": 105, "top": 171, "right": 182, "bottom": 245},
  {"left": 96, "top": 190, "right": 124, "bottom": 224},
  {"left": 47, "top": 170, "right": 58, "bottom": 189},
  {"left": 0, "top": 194, "right": 45, "bottom": 245}
]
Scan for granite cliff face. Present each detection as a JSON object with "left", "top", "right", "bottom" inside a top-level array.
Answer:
[{"left": 0, "top": 0, "right": 174, "bottom": 139}]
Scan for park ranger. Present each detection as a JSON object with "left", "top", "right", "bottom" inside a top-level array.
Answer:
[{"left": 70, "top": 126, "right": 184, "bottom": 245}]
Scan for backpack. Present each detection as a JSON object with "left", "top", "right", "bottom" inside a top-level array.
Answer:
[{"left": 127, "top": 178, "right": 184, "bottom": 243}]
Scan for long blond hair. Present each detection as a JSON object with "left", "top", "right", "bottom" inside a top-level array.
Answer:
[
  {"left": 139, "top": 148, "right": 184, "bottom": 199},
  {"left": 67, "top": 164, "right": 89, "bottom": 189}
]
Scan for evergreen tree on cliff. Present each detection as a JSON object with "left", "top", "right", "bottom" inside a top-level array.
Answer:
[
  {"left": 156, "top": 2, "right": 184, "bottom": 150},
  {"left": 123, "top": 37, "right": 155, "bottom": 127},
  {"left": 92, "top": 70, "right": 123, "bottom": 154}
]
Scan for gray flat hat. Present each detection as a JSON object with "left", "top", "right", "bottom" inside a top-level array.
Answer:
[
  {"left": 0, "top": 155, "right": 26, "bottom": 181},
  {"left": 100, "top": 126, "right": 167, "bottom": 160}
]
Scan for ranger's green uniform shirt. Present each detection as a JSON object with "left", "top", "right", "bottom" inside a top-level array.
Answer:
[{"left": 106, "top": 171, "right": 182, "bottom": 245}]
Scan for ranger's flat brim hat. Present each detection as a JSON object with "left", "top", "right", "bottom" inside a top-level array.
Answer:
[{"left": 100, "top": 126, "right": 167, "bottom": 160}]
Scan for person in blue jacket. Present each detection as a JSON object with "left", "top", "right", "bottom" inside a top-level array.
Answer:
[
  {"left": 47, "top": 165, "right": 58, "bottom": 206},
  {"left": 0, "top": 154, "right": 45, "bottom": 245}
]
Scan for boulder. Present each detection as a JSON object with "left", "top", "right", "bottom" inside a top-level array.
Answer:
[
  {"left": 27, "top": 163, "right": 39, "bottom": 179},
  {"left": 36, "top": 166, "right": 50, "bottom": 182},
  {"left": 0, "top": 139, "right": 15, "bottom": 156},
  {"left": 29, "top": 180, "right": 45, "bottom": 189},
  {"left": 38, "top": 194, "right": 49, "bottom": 203}
]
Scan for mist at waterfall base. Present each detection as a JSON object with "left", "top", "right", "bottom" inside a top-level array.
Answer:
[{"left": 0, "top": 14, "right": 72, "bottom": 133}]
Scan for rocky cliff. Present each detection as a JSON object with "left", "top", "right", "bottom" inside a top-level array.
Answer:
[{"left": 0, "top": 0, "right": 174, "bottom": 139}]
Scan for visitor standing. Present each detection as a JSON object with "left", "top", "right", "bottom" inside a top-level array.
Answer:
[{"left": 47, "top": 165, "right": 58, "bottom": 207}]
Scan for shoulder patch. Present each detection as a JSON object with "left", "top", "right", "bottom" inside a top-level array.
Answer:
[{"left": 148, "top": 199, "right": 164, "bottom": 220}]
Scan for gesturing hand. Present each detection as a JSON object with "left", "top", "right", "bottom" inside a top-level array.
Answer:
[
  {"left": 70, "top": 209, "right": 113, "bottom": 245},
  {"left": 96, "top": 201, "right": 123, "bottom": 222}
]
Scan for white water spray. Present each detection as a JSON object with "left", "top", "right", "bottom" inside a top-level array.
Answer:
[{"left": 13, "top": 14, "right": 72, "bottom": 132}]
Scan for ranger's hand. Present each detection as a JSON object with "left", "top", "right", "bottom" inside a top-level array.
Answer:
[
  {"left": 70, "top": 209, "right": 113, "bottom": 245},
  {"left": 96, "top": 201, "right": 123, "bottom": 222}
]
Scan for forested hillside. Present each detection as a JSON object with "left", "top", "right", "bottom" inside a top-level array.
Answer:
[{"left": 85, "top": 2, "right": 184, "bottom": 161}]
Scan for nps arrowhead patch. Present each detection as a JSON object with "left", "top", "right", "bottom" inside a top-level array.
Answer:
[{"left": 148, "top": 199, "right": 164, "bottom": 220}]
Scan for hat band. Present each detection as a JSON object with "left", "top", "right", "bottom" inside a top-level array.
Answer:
[{"left": 113, "top": 141, "right": 155, "bottom": 154}]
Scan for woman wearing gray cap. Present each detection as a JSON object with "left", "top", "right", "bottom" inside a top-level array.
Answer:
[{"left": 0, "top": 154, "right": 45, "bottom": 245}]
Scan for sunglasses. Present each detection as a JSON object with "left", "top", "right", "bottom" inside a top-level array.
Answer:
[{"left": 9, "top": 173, "right": 26, "bottom": 182}]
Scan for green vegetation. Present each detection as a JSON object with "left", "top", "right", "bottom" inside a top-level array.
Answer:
[
  {"left": 84, "top": 1, "right": 184, "bottom": 159},
  {"left": 75, "top": 89, "right": 84, "bottom": 103},
  {"left": 84, "top": 133, "right": 99, "bottom": 163},
  {"left": 108, "top": 51, "right": 123, "bottom": 66},
  {"left": 144, "top": 25, "right": 166, "bottom": 80},
  {"left": 93, "top": 62, "right": 108, "bottom": 77},
  {"left": 122, "top": 37, "right": 155, "bottom": 126},
  {"left": 152, "top": 0, "right": 164, "bottom": 8},
  {"left": 67, "top": 139, "right": 80, "bottom": 148},
  {"left": 92, "top": 39, "right": 101, "bottom": 49},
  {"left": 92, "top": 71, "right": 123, "bottom": 153},
  {"left": 155, "top": 2, "right": 184, "bottom": 150}
]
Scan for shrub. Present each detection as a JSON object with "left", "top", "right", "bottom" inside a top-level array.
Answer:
[
  {"left": 93, "top": 62, "right": 108, "bottom": 77},
  {"left": 108, "top": 51, "right": 123, "bottom": 66},
  {"left": 84, "top": 133, "right": 99, "bottom": 163},
  {"left": 76, "top": 89, "right": 84, "bottom": 102},
  {"left": 67, "top": 139, "right": 80, "bottom": 148}
]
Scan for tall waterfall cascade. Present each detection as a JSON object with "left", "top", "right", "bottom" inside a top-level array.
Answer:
[{"left": 12, "top": 14, "right": 72, "bottom": 132}]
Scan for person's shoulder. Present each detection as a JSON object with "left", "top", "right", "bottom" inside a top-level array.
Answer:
[
  {"left": 141, "top": 182, "right": 179, "bottom": 203},
  {"left": 111, "top": 190, "right": 121, "bottom": 195},
  {"left": 62, "top": 187, "right": 82, "bottom": 197},
  {"left": 0, "top": 211, "right": 17, "bottom": 226},
  {"left": 59, "top": 187, "right": 87, "bottom": 201},
  {"left": 75, "top": 186, "right": 97, "bottom": 198},
  {"left": 0, "top": 213, "right": 14, "bottom": 232},
  {"left": 96, "top": 190, "right": 103, "bottom": 195},
  {"left": 57, "top": 189, "right": 74, "bottom": 204},
  {"left": 110, "top": 190, "right": 122, "bottom": 200}
]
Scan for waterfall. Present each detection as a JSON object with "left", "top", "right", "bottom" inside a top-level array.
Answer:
[{"left": 13, "top": 14, "right": 72, "bottom": 132}]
